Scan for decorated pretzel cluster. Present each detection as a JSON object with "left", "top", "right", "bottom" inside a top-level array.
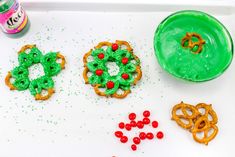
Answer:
[
  {"left": 5, "top": 45, "right": 66, "bottom": 100},
  {"left": 171, "top": 102, "right": 218, "bottom": 145},
  {"left": 83, "top": 40, "right": 142, "bottom": 98},
  {"left": 181, "top": 32, "right": 205, "bottom": 54}
]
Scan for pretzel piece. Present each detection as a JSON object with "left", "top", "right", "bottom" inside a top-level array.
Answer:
[
  {"left": 5, "top": 72, "right": 16, "bottom": 90},
  {"left": 56, "top": 53, "right": 66, "bottom": 69},
  {"left": 35, "top": 88, "right": 55, "bottom": 100}
]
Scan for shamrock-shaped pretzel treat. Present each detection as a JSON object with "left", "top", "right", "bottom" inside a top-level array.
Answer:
[{"left": 5, "top": 45, "right": 66, "bottom": 100}]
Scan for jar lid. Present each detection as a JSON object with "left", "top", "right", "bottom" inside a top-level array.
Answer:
[{"left": 0, "top": 0, "right": 15, "bottom": 13}]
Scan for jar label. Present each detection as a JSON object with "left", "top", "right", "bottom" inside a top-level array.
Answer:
[{"left": 0, "top": 1, "right": 28, "bottom": 34}]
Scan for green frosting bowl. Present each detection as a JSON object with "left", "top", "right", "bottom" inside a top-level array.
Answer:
[{"left": 154, "top": 10, "right": 233, "bottom": 82}]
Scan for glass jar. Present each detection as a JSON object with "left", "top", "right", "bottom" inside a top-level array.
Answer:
[{"left": 0, "top": 0, "right": 29, "bottom": 35}]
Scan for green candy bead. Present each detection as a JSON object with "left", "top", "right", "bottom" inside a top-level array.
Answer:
[
  {"left": 11, "top": 66, "right": 29, "bottom": 78},
  {"left": 113, "top": 49, "right": 131, "bottom": 61},
  {"left": 29, "top": 47, "right": 42, "bottom": 63},
  {"left": 13, "top": 77, "right": 30, "bottom": 90},
  {"left": 39, "top": 76, "right": 54, "bottom": 89},
  {"left": 41, "top": 52, "right": 57, "bottom": 66},
  {"left": 154, "top": 10, "right": 233, "bottom": 82},
  {"left": 43, "top": 62, "right": 61, "bottom": 77},
  {"left": 124, "top": 63, "right": 136, "bottom": 73},
  {"left": 18, "top": 52, "right": 33, "bottom": 68},
  {"left": 29, "top": 79, "right": 42, "bottom": 96},
  {"left": 87, "top": 61, "right": 106, "bottom": 72},
  {"left": 88, "top": 72, "right": 109, "bottom": 86}
]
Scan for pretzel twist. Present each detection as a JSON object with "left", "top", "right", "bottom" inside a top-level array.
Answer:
[
  {"left": 181, "top": 33, "right": 205, "bottom": 54},
  {"left": 171, "top": 102, "right": 218, "bottom": 145},
  {"left": 35, "top": 88, "right": 55, "bottom": 100},
  {"left": 18, "top": 44, "right": 36, "bottom": 54},
  {"left": 56, "top": 53, "right": 66, "bottom": 69},
  {"left": 5, "top": 72, "right": 16, "bottom": 90}
]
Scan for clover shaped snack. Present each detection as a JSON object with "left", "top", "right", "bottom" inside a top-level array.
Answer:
[
  {"left": 83, "top": 40, "right": 142, "bottom": 98},
  {"left": 5, "top": 45, "right": 66, "bottom": 100}
]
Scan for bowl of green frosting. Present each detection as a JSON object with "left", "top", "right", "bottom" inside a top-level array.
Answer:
[{"left": 154, "top": 10, "right": 233, "bottom": 82}]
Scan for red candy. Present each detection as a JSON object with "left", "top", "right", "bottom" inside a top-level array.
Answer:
[
  {"left": 115, "top": 131, "right": 123, "bottom": 138},
  {"left": 95, "top": 69, "right": 103, "bottom": 76},
  {"left": 122, "top": 73, "right": 129, "bottom": 80},
  {"left": 146, "top": 132, "right": 154, "bottom": 139},
  {"left": 143, "top": 117, "right": 150, "bottom": 125},
  {"left": 115, "top": 110, "right": 164, "bottom": 151},
  {"left": 106, "top": 81, "right": 114, "bottom": 89},
  {"left": 122, "top": 57, "right": 129, "bottom": 64},
  {"left": 156, "top": 131, "right": 164, "bottom": 139},
  {"left": 112, "top": 43, "right": 119, "bottom": 51},
  {"left": 128, "top": 113, "right": 136, "bottom": 120},
  {"left": 152, "top": 121, "right": 158, "bottom": 128},
  {"left": 136, "top": 121, "right": 144, "bottom": 129},
  {"left": 130, "top": 120, "right": 137, "bottom": 127},
  {"left": 98, "top": 53, "right": 104, "bottom": 59},
  {"left": 120, "top": 136, "right": 128, "bottom": 143},
  {"left": 118, "top": 122, "right": 125, "bottom": 129},
  {"left": 139, "top": 132, "right": 146, "bottom": 140},
  {"left": 133, "top": 137, "right": 141, "bottom": 145},
  {"left": 125, "top": 124, "right": 132, "bottom": 131},
  {"left": 131, "top": 144, "right": 137, "bottom": 151},
  {"left": 143, "top": 110, "right": 150, "bottom": 117}
]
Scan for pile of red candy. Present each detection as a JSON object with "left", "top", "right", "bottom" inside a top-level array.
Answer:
[{"left": 114, "top": 110, "right": 164, "bottom": 151}]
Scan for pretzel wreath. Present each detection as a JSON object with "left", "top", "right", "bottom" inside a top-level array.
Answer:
[
  {"left": 5, "top": 45, "right": 66, "bottom": 100},
  {"left": 83, "top": 40, "right": 142, "bottom": 98},
  {"left": 171, "top": 101, "right": 218, "bottom": 145},
  {"left": 181, "top": 32, "right": 206, "bottom": 54}
]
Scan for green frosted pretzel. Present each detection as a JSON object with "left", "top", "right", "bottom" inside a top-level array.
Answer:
[
  {"left": 5, "top": 45, "right": 66, "bottom": 100},
  {"left": 83, "top": 40, "right": 142, "bottom": 98}
]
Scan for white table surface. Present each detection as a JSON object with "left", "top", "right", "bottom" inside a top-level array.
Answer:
[{"left": 0, "top": 1, "right": 235, "bottom": 157}]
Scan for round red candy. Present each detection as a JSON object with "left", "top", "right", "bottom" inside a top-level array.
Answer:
[
  {"left": 122, "top": 73, "right": 129, "bottom": 80},
  {"left": 130, "top": 121, "right": 137, "bottom": 127},
  {"left": 118, "top": 122, "right": 125, "bottom": 129},
  {"left": 122, "top": 57, "right": 129, "bottom": 64},
  {"left": 152, "top": 121, "right": 158, "bottom": 128},
  {"left": 128, "top": 113, "right": 136, "bottom": 120},
  {"left": 139, "top": 132, "right": 146, "bottom": 140},
  {"left": 115, "top": 131, "right": 123, "bottom": 138},
  {"left": 112, "top": 43, "right": 119, "bottom": 51},
  {"left": 143, "top": 110, "right": 150, "bottom": 117},
  {"left": 125, "top": 124, "right": 132, "bottom": 131},
  {"left": 136, "top": 121, "right": 144, "bottom": 129},
  {"left": 98, "top": 53, "right": 104, "bottom": 59},
  {"left": 133, "top": 137, "right": 141, "bottom": 145},
  {"left": 131, "top": 144, "right": 137, "bottom": 151},
  {"left": 120, "top": 136, "right": 128, "bottom": 143},
  {"left": 146, "top": 132, "right": 154, "bottom": 139},
  {"left": 156, "top": 131, "right": 164, "bottom": 139},
  {"left": 143, "top": 117, "right": 150, "bottom": 125},
  {"left": 106, "top": 81, "right": 114, "bottom": 89},
  {"left": 95, "top": 69, "right": 103, "bottom": 76}
]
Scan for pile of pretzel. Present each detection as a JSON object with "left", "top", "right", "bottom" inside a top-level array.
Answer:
[{"left": 171, "top": 102, "right": 218, "bottom": 145}]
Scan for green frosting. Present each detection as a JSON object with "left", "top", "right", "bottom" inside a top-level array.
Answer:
[
  {"left": 154, "top": 10, "right": 233, "bottom": 82},
  {"left": 87, "top": 46, "right": 140, "bottom": 95},
  {"left": 10, "top": 46, "right": 62, "bottom": 96}
]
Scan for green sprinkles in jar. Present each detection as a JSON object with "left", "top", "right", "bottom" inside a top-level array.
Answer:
[
  {"left": 83, "top": 40, "right": 142, "bottom": 98},
  {"left": 5, "top": 45, "right": 66, "bottom": 100}
]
